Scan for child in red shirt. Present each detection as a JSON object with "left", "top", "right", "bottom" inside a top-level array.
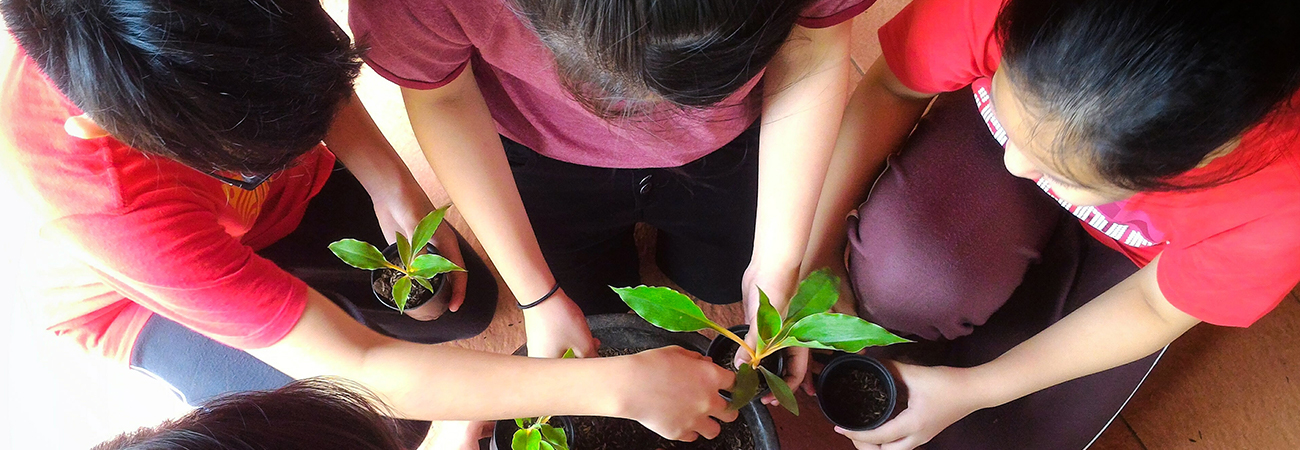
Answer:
[
  {"left": 1, "top": 0, "right": 737, "bottom": 445},
  {"left": 803, "top": 0, "right": 1300, "bottom": 448}
]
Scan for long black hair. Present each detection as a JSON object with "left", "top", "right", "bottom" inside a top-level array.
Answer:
[
  {"left": 2, "top": 0, "right": 363, "bottom": 176},
  {"left": 511, "top": 0, "right": 815, "bottom": 117},
  {"left": 92, "top": 378, "right": 407, "bottom": 450},
  {"left": 996, "top": 0, "right": 1300, "bottom": 191}
]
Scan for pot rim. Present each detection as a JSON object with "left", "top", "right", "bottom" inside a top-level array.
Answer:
[
  {"left": 372, "top": 242, "right": 447, "bottom": 311},
  {"left": 815, "top": 354, "right": 898, "bottom": 431}
]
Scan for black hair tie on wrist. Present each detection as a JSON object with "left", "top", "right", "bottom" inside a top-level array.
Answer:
[{"left": 518, "top": 282, "right": 561, "bottom": 309}]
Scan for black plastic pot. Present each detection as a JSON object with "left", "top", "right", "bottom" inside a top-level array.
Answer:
[
  {"left": 490, "top": 314, "right": 779, "bottom": 450},
  {"left": 815, "top": 354, "right": 899, "bottom": 431},
  {"left": 374, "top": 243, "right": 450, "bottom": 320},
  {"left": 706, "top": 325, "right": 787, "bottom": 398}
]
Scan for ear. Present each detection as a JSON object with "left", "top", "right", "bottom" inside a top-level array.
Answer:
[{"left": 64, "top": 114, "right": 110, "bottom": 140}]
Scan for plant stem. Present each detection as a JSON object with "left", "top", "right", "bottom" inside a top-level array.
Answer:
[{"left": 714, "top": 326, "right": 758, "bottom": 361}]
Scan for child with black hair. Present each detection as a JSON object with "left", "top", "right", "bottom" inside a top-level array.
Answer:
[
  {"left": 349, "top": 0, "right": 867, "bottom": 407},
  {"left": 0, "top": 0, "right": 736, "bottom": 447},
  {"left": 802, "top": 0, "right": 1300, "bottom": 448}
]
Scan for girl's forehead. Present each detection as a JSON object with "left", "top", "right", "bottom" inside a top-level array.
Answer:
[{"left": 989, "top": 70, "right": 1112, "bottom": 188}]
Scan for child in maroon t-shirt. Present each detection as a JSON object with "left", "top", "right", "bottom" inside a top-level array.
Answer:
[
  {"left": 809, "top": 0, "right": 1300, "bottom": 448},
  {"left": 350, "top": 0, "right": 871, "bottom": 402}
]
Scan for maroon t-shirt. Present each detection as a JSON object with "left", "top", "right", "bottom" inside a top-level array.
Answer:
[{"left": 350, "top": 0, "right": 871, "bottom": 168}]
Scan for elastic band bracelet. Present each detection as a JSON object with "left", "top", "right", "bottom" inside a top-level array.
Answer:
[{"left": 518, "top": 282, "right": 561, "bottom": 310}]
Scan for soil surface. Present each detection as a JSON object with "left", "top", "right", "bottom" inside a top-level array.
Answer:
[
  {"left": 821, "top": 366, "right": 889, "bottom": 428},
  {"left": 560, "top": 347, "right": 756, "bottom": 450},
  {"left": 372, "top": 268, "right": 434, "bottom": 309}
]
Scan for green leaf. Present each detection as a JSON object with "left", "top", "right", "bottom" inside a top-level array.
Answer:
[
  {"left": 512, "top": 428, "right": 541, "bottom": 450},
  {"left": 538, "top": 442, "right": 555, "bottom": 450},
  {"left": 755, "top": 288, "right": 781, "bottom": 344},
  {"left": 409, "top": 254, "right": 464, "bottom": 278},
  {"left": 784, "top": 269, "right": 839, "bottom": 327},
  {"left": 328, "top": 239, "right": 389, "bottom": 270},
  {"left": 611, "top": 286, "right": 721, "bottom": 333},
  {"left": 412, "top": 276, "right": 435, "bottom": 293},
  {"left": 411, "top": 207, "right": 448, "bottom": 253},
  {"left": 726, "top": 364, "right": 760, "bottom": 410},
  {"left": 787, "top": 313, "right": 911, "bottom": 353},
  {"left": 396, "top": 232, "right": 413, "bottom": 270},
  {"left": 760, "top": 366, "right": 799, "bottom": 416},
  {"left": 515, "top": 418, "right": 528, "bottom": 429},
  {"left": 392, "top": 276, "right": 412, "bottom": 311},
  {"left": 540, "top": 424, "right": 567, "bottom": 450},
  {"left": 561, "top": 348, "right": 576, "bottom": 359}
]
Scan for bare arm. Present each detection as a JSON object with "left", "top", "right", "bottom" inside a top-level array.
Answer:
[
  {"left": 842, "top": 255, "right": 1200, "bottom": 449},
  {"left": 248, "top": 290, "right": 738, "bottom": 439},
  {"left": 399, "top": 64, "right": 597, "bottom": 359},
  {"left": 800, "top": 59, "right": 934, "bottom": 283}
]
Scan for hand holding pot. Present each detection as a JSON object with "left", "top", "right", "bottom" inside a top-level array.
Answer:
[
  {"left": 835, "top": 363, "right": 984, "bottom": 450},
  {"left": 370, "top": 193, "right": 468, "bottom": 317},
  {"left": 616, "top": 346, "right": 740, "bottom": 442},
  {"left": 737, "top": 265, "right": 811, "bottom": 403},
  {"left": 523, "top": 293, "right": 598, "bottom": 358}
]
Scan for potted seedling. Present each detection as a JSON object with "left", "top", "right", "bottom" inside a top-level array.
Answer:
[
  {"left": 613, "top": 269, "right": 910, "bottom": 417},
  {"left": 501, "top": 350, "right": 576, "bottom": 450},
  {"left": 491, "top": 314, "right": 779, "bottom": 450},
  {"left": 328, "top": 206, "right": 463, "bottom": 320}
]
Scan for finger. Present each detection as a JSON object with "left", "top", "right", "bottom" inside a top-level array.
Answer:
[
  {"left": 448, "top": 271, "right": 468, "bottom": 311},
  {"left": 837, "top": 414, "right": 912, "bottom": 445},
  {"left": 801, "top": 374, "right": 817, "bottom": 396},
  {"left": 732, "top": 324, "right": 760, "bottom": 367},
  {"left": 882, "top": 436, "right": 923, "bottom": 450},
  {"left": 695, "top": 417, "right": 722, "bottom": 440},
  {"left": 784, "top": 348, "right": 810, "bottom": 389}
]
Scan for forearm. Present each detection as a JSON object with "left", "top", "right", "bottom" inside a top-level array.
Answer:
[
  {"left": 751, "top": 23, "right": 851, "bottom": 297},
  {"left": 965, "top": 257, "right": 1200, "bottom": 409},
  {"left": 801, "top": 60, "right": 932, "bottom": 273},
  {"left": 400, "top": 69, "right": 556, "bottom": 302},
  {"left": 325, "top": 93, "right": 422, "bottom": 199},
  {"left": 250, "top": 290, "right": 624, "bottom": 421}
]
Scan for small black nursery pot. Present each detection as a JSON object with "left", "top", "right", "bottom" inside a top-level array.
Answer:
[
  {"left": 374, "top": 243, "right": 451, "bottom": 321},
  {"left": 816, "top": 354, "right": 899, "bottom": 431},
  {"left": 707, "top": 325, "right": 787, "bottom": 397}
]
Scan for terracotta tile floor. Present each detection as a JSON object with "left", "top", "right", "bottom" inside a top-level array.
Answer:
[{"left": 350, "top": 3, "right": 1300, "bottom": 449}]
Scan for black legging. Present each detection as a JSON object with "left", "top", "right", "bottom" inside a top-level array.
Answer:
[{"left": 129, "top": 166, "right": 496, "bottom": 448}]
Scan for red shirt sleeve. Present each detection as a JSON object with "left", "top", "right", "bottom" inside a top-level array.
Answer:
[
  {"left": 798, "top": 0, "right": 875, "bottom": 29},
  {"left": 877, "top": 0, "right": 1003, "bottom": 94},
  {"left": 46, "top": 199, "right": 309, "bottom": 350},
  {"left": 348, "top": 0, "right": 472, "bottom": 90},
  {"left": 1157, "top": 209, "right": 1300, "bottom": 327}
]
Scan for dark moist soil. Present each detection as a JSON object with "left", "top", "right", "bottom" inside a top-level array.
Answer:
[
  {"left": 822, "top": 366, "right": 888, "bottom": 428},
  {"left": 560, "top": 347, "right": 755, "bottom": 450},
  {"left": 709, "top": 338, "right": 784, "bottom": 389},
  {"left": 372, "top": 268, "right": 433, "bottom": 309}
]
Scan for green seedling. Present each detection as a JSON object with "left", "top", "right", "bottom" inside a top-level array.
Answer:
[
  {"left": 328, "top": 206, "right": 463, "bottom": 312},
  {"left": 613, "top": 269, "right": 910, "bottom": 415},
  {"left": 512, "top": 349, "right": 576, "bottom": 450}
]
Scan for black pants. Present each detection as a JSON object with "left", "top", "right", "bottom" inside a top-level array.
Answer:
[
  {"left": 129, "top": 167, "right": 496, "bottom": 448},
  {"left": 503, "top": 125, "right": 760, "bottom": 314}
]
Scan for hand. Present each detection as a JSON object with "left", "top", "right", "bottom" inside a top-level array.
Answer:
[
  {"left": 615, "top": 346, "right": 740, "bottom": 441},
  {"left": 836, "top": 363, "right": 986, "bottom": 450},
  {"left": 736, "top": 264, "right": 807, "bottom": 402},
  {"left": 370, "top": 184, "right": 468, "bottom": 315},
  {"left": 418, "top": 420, "right": 491, "bottom": 450},
  {"left": 522, "top": 293, "right": 598, "bottom": 358}
]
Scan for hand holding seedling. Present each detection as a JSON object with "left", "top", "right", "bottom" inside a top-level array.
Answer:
[
  {"left": 614, "top": 269, "right": 910, "bottom": 415},
  {"left": 329, "top": 206, "right": 464, "bottom": 312}
]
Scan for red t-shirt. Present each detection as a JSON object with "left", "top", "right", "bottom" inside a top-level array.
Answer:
[
  {"left": 0, "top": 45, "right": 331, "bottom": 363},
  {"left": 349, "top": 0, "right": 872, "bottom": 169},
  {"left": 879, "top": 0, "right": 1300, "bottom": 327}
]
